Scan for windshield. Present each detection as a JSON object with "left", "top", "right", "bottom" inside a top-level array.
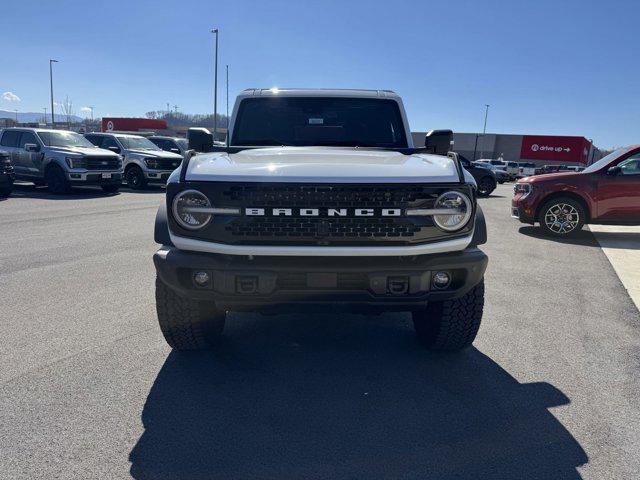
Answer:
[
  {"left": 582, "top": 147, "right": 634, "bottom": 173},
  {"left": 38, "top": 131, "right": 95, "bottom": 148},
  {"left": 231, "top": 97, "right": 408, "bottom": 148},
  {"left": 117, "top": 136, "right": 161, "bottom": 150},
  {"left": 176, "top": 139, "right": 187, "bottom": 150}
]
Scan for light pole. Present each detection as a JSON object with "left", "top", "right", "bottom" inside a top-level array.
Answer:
[
  {"left": 480, "top": 104, "right": 490, "bottom": 159},
  {"left": 49, "top": 59, "right": 58, "bottom": 126},
  {"left": 211, "top": 28, "right": 219, "bottom": 140},
  {"left": 226, "top": 64, "right": 229, "bottom": 132}
]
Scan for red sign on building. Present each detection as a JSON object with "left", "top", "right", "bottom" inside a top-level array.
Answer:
[
  {"left": 102, "top": 117, "right": 167, "bottom": 132},
  {"left": 520, "top": 135, "right": 591, "bottom": 164}
]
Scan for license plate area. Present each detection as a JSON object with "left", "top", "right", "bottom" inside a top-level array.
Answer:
[{"left": 101, "top": 173, "right": 111, "bottom": 179}]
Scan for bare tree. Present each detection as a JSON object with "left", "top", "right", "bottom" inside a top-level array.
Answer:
[{"left": 60, "top": 96, "right": 74, "bottom": 129}]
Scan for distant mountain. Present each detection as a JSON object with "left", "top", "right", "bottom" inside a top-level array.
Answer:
[{"left": 0, "top": 110, "right": 84, "bottom": 123}]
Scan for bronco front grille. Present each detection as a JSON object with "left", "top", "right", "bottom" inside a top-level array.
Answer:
[
  {"left": 227, "top": 216, "right": 421, "bottom": 238},
  {"left": 167, "top": 182, "right": 474, "bottom": 247}
]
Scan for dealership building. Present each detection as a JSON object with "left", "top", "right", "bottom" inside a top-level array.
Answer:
[{"left": 411, "top": 132, "right": 603, "bottom": 166}]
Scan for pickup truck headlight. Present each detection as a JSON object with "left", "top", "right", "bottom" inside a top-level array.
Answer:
[
  {"left": 172, "top": 190, "right": 213, "bottom": 230},
  {"left": 65, "top": 157, "right": 87, "bottom": 169},
  {"left": 144, "top": 158, "right": 159, "bottom": 169},
  {"left": 432, "top": 191, "right": 472, "bottom": 232}
]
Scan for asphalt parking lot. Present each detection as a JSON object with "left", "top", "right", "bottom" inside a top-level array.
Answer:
[{"left": 1, "top": 182, "right": 639, "bottom": 480}]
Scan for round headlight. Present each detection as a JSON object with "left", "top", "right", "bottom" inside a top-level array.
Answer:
[
  {"left": 172, "top": 190, "right": 212, "bottom": 230},
  {"left": 433, "top": 191, "right": 472, "bottom": 232}
]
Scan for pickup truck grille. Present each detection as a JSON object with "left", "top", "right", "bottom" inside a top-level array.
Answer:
[
  {"left": 167, "top": 182, "right": 474, "bottom": 247},
  {"left": 149, "top": 158, "right": 182, "bottom": 170},
  {"left": 85, "top": 156, "right": 121, "bottom": 170}
]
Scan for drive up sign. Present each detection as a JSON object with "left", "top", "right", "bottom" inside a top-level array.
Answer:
[{"left": 520, "top": 135, "right": 591, "bottom": 164}]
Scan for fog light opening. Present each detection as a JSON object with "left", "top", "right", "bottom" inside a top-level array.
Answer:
[
  {"left": 193, "top": 271, "right": 211, "bottom": 287},
  {"left": 433, "top": 271, "right": 451, "bottom": 289}
]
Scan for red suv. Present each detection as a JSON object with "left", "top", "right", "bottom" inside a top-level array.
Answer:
[{"left": 512, "top": 145, "right": 640, "bottom": 236}]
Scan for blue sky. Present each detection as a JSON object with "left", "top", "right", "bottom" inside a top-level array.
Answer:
[{"left": 1, "top": 0, "right": 638, "bottom": 148}]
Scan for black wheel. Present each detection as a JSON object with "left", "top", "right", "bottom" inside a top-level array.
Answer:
[
  {"left": 498, "top": 179, "right": 505, "bottom": 184},
  {"left": 412, "top": 280, "right": 485, "bottom": 351},
  {"left": 477, "top": 177, "right": 496, "bottom": 197},
  {"left": 538, "top": 197, "right": 586, "bottom": 237},
  {"left": 126, "top": 165, "right": 147, "bottom": 190},
  {"left": 101, "top": 184, "right": 120, "bottom": 194},
  {"left": 45, "top": 165, "right": 71, "bottom": 194},
  {"left": 0, "top": 186, "right": 12, "bottom": 198},
  {"left": 155, "top": 277, "right": 226, "bottom": 350}
]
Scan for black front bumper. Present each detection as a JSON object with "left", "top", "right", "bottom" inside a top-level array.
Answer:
[{"left": 153, "top": 247, "right": 488, "bottom": 312}]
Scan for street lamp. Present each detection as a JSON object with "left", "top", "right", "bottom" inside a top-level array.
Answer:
[
  {"left": 211, "top": 28, "right": 219, "bottom": 140},
  {"left": 49, "top": 59, "right": 59, "bottom": 126},
  {"left": 480, "top": 104, "right": 490, "bottom": 159}
]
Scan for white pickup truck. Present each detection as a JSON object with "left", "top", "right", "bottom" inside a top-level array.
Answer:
[{"left": 153, "top": 88, "right": 488, "bottom": 352}]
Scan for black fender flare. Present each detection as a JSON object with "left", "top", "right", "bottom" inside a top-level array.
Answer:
[
  {"left": 154, "top": 203, "right": 174, "bottom": 246},
  {"left": 470, "top": 205, "right": 487, "bottom": 247}
]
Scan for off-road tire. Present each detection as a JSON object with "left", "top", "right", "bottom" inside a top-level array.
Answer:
[
  {"left": 101, "top": 184, "right": 120, "bottom": 194},
  {"left": 155, "top": 277, "right": 226, "bottom": 350},
  {"left": 126, "top": 165, "right": 147, "bottom": 190},
  {"left": 45, "top": 165, "right": 71, "bottom": 194},
  {"left": 412, "top": 280, "right": 485, "bottom": 351},
  {"left": 477, "top": 177, "right": 496, "bottom": 197},
  {"left": 538, "top": 196, "right": 586, "bottom": 237}
]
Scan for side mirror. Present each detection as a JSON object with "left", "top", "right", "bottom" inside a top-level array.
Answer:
[
  {"left": 25, "top": 143, "right": 40, "bottom": 153},
  {"left": 170, "top": 148, "right": 180, "bottom": 154},
  {"left": 424, "top": 129, "right": 453, "bottom": 155},
  {"left": 108, "top": 146, "right": 121, "bottom": 154},
  {"left": 607, "top": 165, "right": 621, "bottom": 176},
  {"left": 187, "top": 127, "right": 214, "bottom": 153}
]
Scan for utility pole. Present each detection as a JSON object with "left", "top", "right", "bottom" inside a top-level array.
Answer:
[
  {"left": 226, "top": 64, "right": 229, "bottom": 133},
  {"left": 480, "top": 104, "right": 490, "bottom": 159},
  {"left": 212, "top": 28, "right": 219, "bottom": 140},
  {"left": 49, "top": 59, "right": 58, "bottom": 126}
]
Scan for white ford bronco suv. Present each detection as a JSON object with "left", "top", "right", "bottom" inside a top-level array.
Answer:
[{"left": 153, "top": 89, "right": 488, "bottom": 351}]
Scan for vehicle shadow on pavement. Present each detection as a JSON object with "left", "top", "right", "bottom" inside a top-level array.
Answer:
[
  {"left": 129, "top": 313, "right": 587, "bottom": 480},
  {"left": 9, "top": 184, "right": 121, "bottom": 200},
  {"left": 518, "top": 226, "right": 602, "bottom": 248}
]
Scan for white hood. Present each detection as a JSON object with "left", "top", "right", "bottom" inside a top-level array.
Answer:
[
  {"left": 49, "top": 146, "right": 119, "bottom": 157},
  {"left": 185, "top": 147, "right": 464, "bottom": 183},
  {"left": 127, "top": 149, "right": 182, "bottom": 159}
]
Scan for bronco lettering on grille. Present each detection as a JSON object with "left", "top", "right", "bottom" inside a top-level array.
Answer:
[{"left": 245, "top": 208, "right": 403, "bottom": 217}]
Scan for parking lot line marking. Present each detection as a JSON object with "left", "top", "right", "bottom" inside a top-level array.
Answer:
[{"left": 589, "top": 225, "right": 640, "bottom": 313}]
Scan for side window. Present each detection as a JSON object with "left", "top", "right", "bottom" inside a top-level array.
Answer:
[
  {"left": 149, "top": 138, "right": 162, "bottom": 149},
  {"left": 166, "top": 140, "right": 179, "bottom": 151},
  {"left": 618, "top": 155, "right": 640, "bottom": 176},
  {"left": 0, "top": 130, "right": 21, "bottom": 147},
  {"left": 85, "top": 135, "right": 102, "bottom": 147},
  {"left": 18, "top": 132, "right": 39, "bottom": 149},
  {"left": 101, "top": 136, "right": 120, "bottom": 151}
]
